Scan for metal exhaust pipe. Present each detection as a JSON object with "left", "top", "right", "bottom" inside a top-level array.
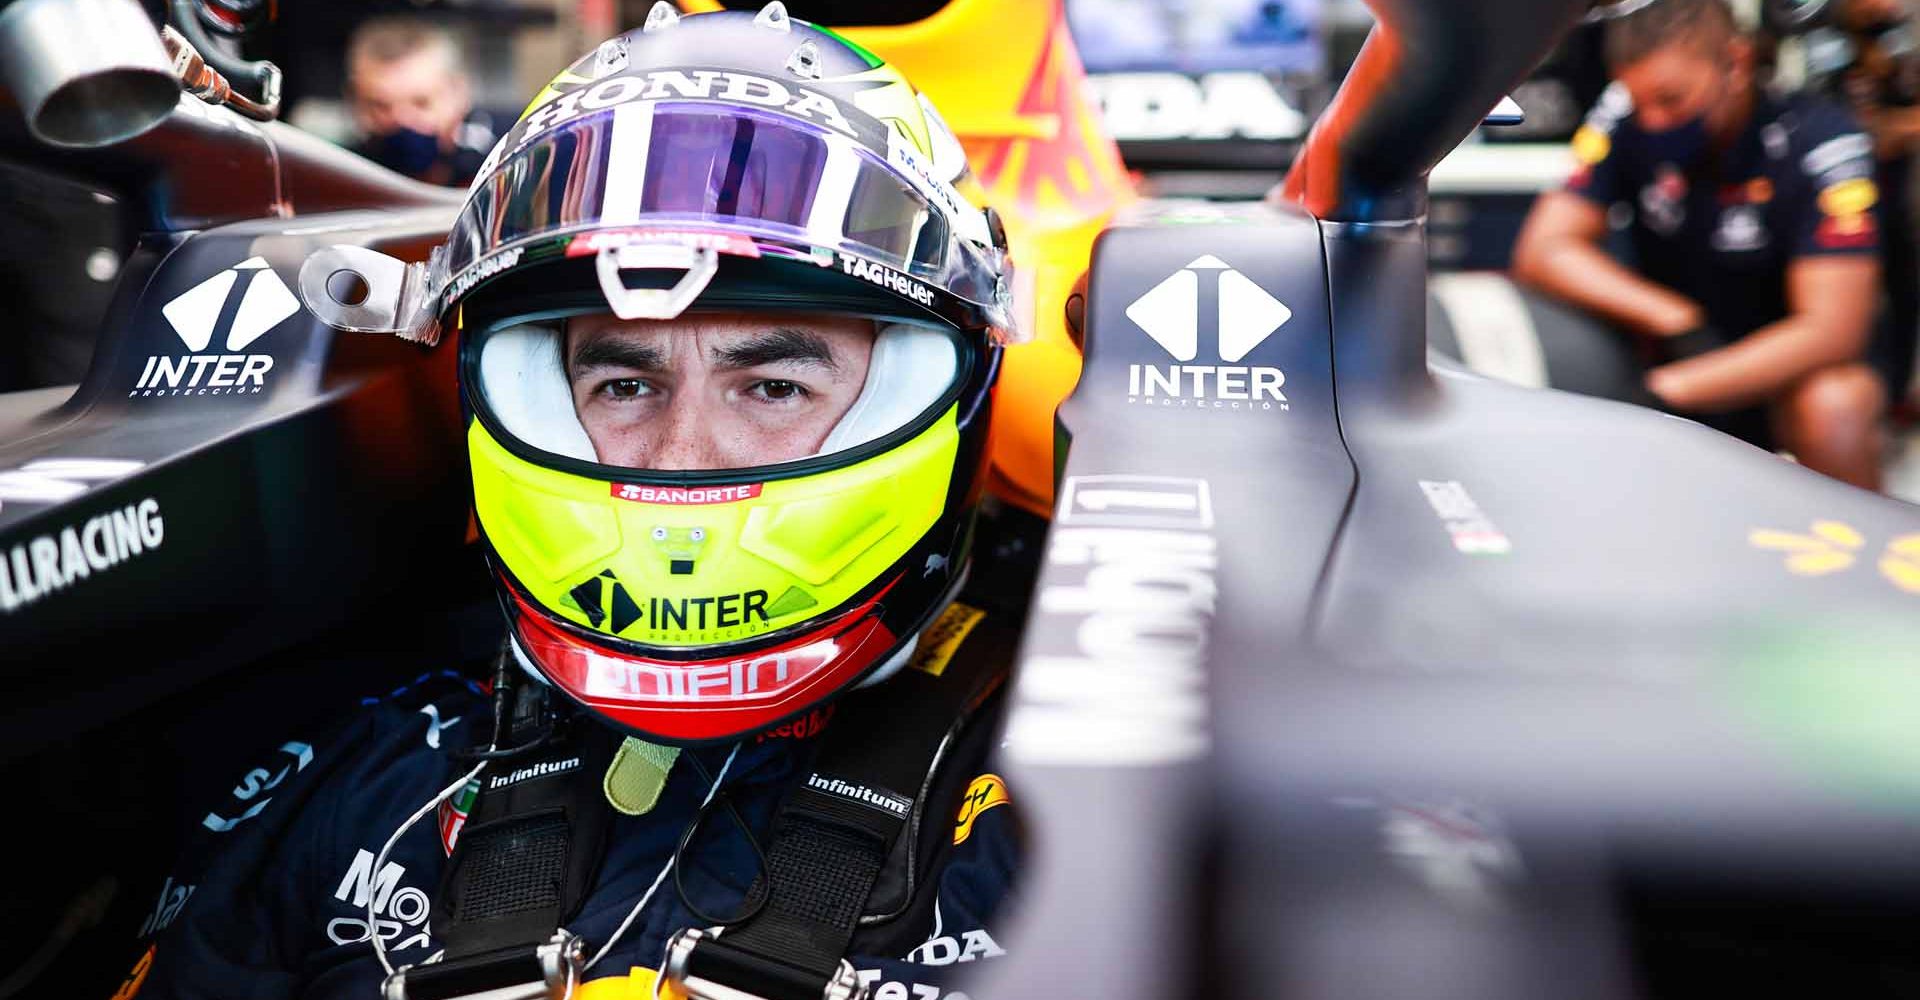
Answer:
[{"left": 0, "top": 0, "right": 181, "bottom": 148}]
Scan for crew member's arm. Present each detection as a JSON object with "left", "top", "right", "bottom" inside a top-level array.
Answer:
[
  {"left": 1512, "top": 191, "right": 1704, "bottom": 336},
  {"left": 1646, "top": 112, "right": 1883, "bottom": 412},
  {"left": 1856, "top": 103, "right": 1920, "bottom": 159},
  {"left": 1644, "top": 254, "right": 1880, "bottom": 411},
  {"left": 1512, "top": 100, "right": 1706, "bottom": 338}
]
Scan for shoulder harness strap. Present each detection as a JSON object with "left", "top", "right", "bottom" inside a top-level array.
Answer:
[
  {"left": 667, "top": 602, "right": 1009, "bottom": 1000},
  {"left": 385, "top": 677, "right": 619, "bottom": 1000}
]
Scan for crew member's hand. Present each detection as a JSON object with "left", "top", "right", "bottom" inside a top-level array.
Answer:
[
  {"left": 1645, "top": 324, "right": 1727, "bottom": 409},
  {"left": 1648, "top": 298, "right": 1706, "bottom": 339},
  {"left": 1663, "top": 324, "right": 1729, "bottom": 361}
]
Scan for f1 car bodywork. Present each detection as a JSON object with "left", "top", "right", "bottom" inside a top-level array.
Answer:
[
  {"left": 983, "top": 1, "right": 1920, "bottom": 997},
  {"left": 0, "top": 106, "right": 473, "bottom": 756}
]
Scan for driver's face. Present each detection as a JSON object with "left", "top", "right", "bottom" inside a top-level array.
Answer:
[{"left": 565, "top": 311, "right": 876, "bottom": 471}]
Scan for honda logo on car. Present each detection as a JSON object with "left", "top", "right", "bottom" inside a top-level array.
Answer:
[
  {"left": 1126, "top": 255, "right": 1291, "bottom": 411},
  {"left": 134, "top": 257, "right": 299, "bottom": 397}
]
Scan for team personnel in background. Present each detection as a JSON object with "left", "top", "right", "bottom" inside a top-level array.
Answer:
[
  {"left": 1514, "top": 0, "right": 1889, "bottom": 490},
  {"left": 1832, "top": 0, "right": 1920, "bottom": 403},
  {"left": 344, "top": 18, "right": 498, "bottom": 186}
]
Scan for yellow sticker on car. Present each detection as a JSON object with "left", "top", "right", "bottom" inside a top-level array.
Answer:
[
  {"left": 1882, "top": 534, "right": 1920, "bottom": 594},
  {"left": 1751, "top": 522, "right": 1920, "bottom": 595},
  {"left": 909, "top": 601, "right": 986, "bottom": 677},
  {"left": 954, "top": 773, "right": 1010, "bottom": 845}
]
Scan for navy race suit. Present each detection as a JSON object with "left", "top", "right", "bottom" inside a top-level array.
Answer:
[
  {"left": 123, "top": 634, "right": 1018, "bottom": 999},
  {"left": 1566, "top": 84, "right": 1882, "bottom": 342}
]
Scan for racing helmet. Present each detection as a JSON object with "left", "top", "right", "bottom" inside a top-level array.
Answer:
[{"left": 430, "top": 2, "right": 1017, "bottom": 745}]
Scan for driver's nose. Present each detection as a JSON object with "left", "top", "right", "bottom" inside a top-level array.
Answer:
[{"left": 644, "top": 399, "right": 726, "bottom": 471}]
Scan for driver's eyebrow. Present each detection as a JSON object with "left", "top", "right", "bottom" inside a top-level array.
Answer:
[
  {"left": 570, "top": 336, "right": 666, "bottom": 378},
  {"left": 712, "top": 327, "right": 841, "bottom": 372}
]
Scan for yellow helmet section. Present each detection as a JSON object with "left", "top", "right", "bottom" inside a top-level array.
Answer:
[
  {"left": 469, "top": 409, "right": 960, "bottom": 648},
  {"left": 822, "top": 62, "right": 934, "bottom": 158},
  {"left": 679, "top": 0, "right": 1135, "bottom": 515}
]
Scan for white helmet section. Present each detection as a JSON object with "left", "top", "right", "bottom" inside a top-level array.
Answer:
[
  {"left": 816, "top": 323, "right": 958, "bottom": 455},
  {"left": 474, "top": 321, "right": 957, "bottom": 467},
  {"left": 481, "top": 326, "right": 598, "bottom": 462}
]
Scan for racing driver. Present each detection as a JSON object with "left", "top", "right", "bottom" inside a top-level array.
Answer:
[{"left": 125, "top": 6, "right": 1025, "bottom": 998}]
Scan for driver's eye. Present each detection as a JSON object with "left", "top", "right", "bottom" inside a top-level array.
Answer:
[
  {"left": 605, "top": 379, "right": 645, "bottom": 399},
  {"left": 759, "top": 380, "right": 802, "bottom": 400}
]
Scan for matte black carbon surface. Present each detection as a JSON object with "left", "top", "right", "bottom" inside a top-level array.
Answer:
[
  {"left": 988, "top": 204, "right": 1920, "bottom": 1000},
  {"left": 0, "top": 207, "right": 466, "bottom": 756}
]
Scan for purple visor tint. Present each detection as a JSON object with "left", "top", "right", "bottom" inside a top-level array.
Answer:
[{"left": 444, "top": 104, "right": 949, "bottom": 282}]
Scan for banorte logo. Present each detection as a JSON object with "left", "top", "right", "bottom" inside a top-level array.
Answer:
[
  {"left": 1125, "top": 254, "right": 1292, "bottom": 412},
  {"left": 132, "top": 256, "right": 301, "bottom": 397}
]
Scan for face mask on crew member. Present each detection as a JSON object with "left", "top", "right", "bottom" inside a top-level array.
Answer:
[
  {"left": 369, "top": 126, "right": 445, "bottom": 177},
  {"left": 1642, "top": 113, "right": 1714, "bottom": 169}
]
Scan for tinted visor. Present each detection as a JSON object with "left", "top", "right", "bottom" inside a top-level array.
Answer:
[{"left": 445, "top": 102, "right": 978, "bottom": 292}]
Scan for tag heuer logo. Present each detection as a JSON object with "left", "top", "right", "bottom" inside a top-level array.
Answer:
[
  {"left": 1125, "top": 255, "right": 1291, "bottom": 412},
  {"left": 132, "top": 256, "right": 298, "bottom": 397}
]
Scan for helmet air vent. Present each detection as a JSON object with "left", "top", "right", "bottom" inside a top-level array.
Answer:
[
  {"left": 643, "top": 2, "right": 680, "bottom": 32},
  {"left": 754, "top": 2, "right": 792, "bottom": 32},
  {"left": 786, "top": 40, "right": 821, "bottom": 80},
  {"left": 593, "top": 37, "right": 629, "bottom": 76}
]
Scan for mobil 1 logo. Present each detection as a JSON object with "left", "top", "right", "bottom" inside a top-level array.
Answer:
[
  {"left": 132, "top": 256, "right": 301, "bottom": 397},
  {"left": 1125, "top": 254, "right": 1293, "bottom": 413},
  {"left": 1004, "top": 475, "right": 1214, "bottom": 767}
]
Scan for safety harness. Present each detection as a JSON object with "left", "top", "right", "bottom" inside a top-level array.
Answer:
[{"left": 380, "top": 606, "right": 1008, "bottom": 1000}]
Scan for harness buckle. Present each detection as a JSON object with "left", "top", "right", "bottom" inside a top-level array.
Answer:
[
  {"left": 662, "top": 927, "right": 862, "bottom": 1000},
  {"left": 380, "top": 929, "right": 585, "bottom": 1000}
]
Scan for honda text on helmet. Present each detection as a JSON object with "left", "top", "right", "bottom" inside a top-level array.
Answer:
[{"left": 423, "top": 2, "right": 1017, "bottom": 744}]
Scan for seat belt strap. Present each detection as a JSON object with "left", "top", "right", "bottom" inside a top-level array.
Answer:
[
  {"left": 669, "top": 602, "right": 1009, "bottom": 1000},
  {"left": 384, "top": 681, "right": 616, "bottom": 1000}
]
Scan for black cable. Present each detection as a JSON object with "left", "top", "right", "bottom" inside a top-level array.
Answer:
[
  {"left": 452, "top": 646, "right": 562, "bottom": 763},
  {"left": 672, "top": 748, "right": 771, "bottom": 928}
]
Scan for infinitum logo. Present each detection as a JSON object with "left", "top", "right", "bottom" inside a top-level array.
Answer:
[
  {"left": 1125, "top": 254, "right": 1292, "bottom": 412},
  {"left": 132, "top": 256, "right": 300, "bottom": 397},
  {"left": 806, "top": 772, "right": 911, "bottom": 817}
]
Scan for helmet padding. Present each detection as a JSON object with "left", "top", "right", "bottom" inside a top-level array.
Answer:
[
  {"left": 479, "top": 324, "right": 598, "bottom": 462},
  {"left": 814, "top": 322, "right": 957, "bottom": 456}
]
